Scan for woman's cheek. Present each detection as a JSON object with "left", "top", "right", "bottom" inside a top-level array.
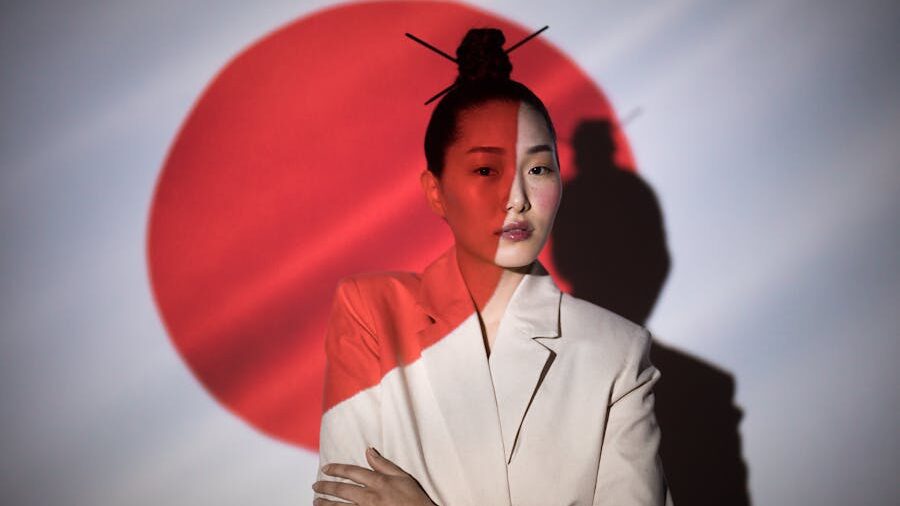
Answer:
[
  {"left": 446, "top": 186, "right": 494, "bottom": 229},
  {"left": 530, "top": 181, "right": 562, "bottom": 214},
  {"left": 460, "top": 190, "right": 504, "bottom": 255},
  {"left": 459, "top": 184, "right": 500, "bottom": 220}
]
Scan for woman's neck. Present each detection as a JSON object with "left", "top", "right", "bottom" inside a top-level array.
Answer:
[{"left": 454, "top": 247, "right": 530, "bottom": 323}]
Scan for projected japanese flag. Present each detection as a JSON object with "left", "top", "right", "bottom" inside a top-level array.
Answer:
[{"left": 147, "top": 0, "right": 634, "bottom": 449}]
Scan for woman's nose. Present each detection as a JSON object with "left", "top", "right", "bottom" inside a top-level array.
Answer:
[{"left": 505, "top": 174, "right": 531, "bottom": 213}]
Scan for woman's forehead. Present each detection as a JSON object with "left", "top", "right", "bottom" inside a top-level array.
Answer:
[
  {"left": 452, "top": 100, "right": 553, "bottom": 152},
  {"left": 454, "top": 100, "right": 519, "bottom": 147},
  {"left": 516, "top": 103, "right": 554, "bottom": 147}
]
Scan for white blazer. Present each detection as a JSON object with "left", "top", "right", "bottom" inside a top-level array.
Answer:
[{"left": 315, "top": 244, "right": 673, "bottom": 505}]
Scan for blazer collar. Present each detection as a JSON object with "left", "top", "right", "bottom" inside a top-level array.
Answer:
[
  {"left": 417, "top": 244, "right": 473, "bottom": 329},
  {"left": 417, "top": 244, "right": 561, "bottom": 339}
]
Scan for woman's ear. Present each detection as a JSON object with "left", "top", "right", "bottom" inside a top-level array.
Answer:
[{"left": 420, "top": 169, "right": 446, "bottom": 218}]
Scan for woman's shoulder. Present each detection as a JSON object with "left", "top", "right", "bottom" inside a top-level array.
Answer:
[
  {"left": 559, "top": 292, "right": 651, "bottom": 358},
  {"left": 332, "top": 269, "right": 423, "bottom": 309}
]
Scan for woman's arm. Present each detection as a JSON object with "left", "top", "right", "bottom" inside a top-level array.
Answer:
[
  {"left": 593, "top": 328, "right": 674, "bottom": 506},
  {"left": 314, "top": 278, "right": 439, "bottom": 506},
  {"left": 315, "top": 278, "right": 383, "bottom": 500}
]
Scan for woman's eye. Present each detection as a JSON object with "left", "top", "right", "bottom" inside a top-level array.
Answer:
[
  {"left": 474, "top": 167, "right": 495, "bottom": 176},
  {"left": 529, "top": 165, "right": 554, "bottom": 175}
]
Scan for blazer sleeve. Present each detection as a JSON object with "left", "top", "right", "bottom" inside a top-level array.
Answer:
[
  {"left": 593, "top": 328, "right": 674, "bottom": 506},
  {"left": 315, "top": 277, "right": 383, "bottom": 500}
]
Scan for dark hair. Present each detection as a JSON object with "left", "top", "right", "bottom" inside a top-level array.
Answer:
[{"left": 424, "top": 28, "right": 558, "bottom": 178}]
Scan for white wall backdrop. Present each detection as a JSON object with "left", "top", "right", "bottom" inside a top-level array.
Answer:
[{"left": 2, "top": 0, "right": 898, "bottom": 505}]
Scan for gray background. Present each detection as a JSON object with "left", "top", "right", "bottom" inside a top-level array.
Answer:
[{"left": 2, "top": 0, "right": 898, "bottom": 504}]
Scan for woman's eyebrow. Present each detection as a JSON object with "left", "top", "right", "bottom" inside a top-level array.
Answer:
[
  {"left": 526, "top": 144, "right": 553, "bottom": 154},
  {"left": 465, "top": 146, "right": 505, "bottom": 154}
]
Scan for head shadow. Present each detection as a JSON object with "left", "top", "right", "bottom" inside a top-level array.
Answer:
[{"left": 551, "top": 118, "right": 753, "bottom": 505}]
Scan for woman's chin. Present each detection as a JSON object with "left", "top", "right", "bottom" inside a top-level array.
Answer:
[{"left": 494, "top": 244, "right": 541, "bottom": 270}]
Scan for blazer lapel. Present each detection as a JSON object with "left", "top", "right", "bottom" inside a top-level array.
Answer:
[
  {"left": 488, "top": 259, "right": 562, "bottom": 464},
  {"left": 415, "top": 245, "right": 512, "bottom": 505}
]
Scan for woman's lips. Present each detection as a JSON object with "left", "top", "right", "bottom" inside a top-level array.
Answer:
[{"left": 496, "top": 220, "right": 534, "bottom": 241}]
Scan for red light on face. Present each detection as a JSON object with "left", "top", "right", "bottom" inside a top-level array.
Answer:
[{"left": 437, "top": 100, "right": 519, "bottom": 305}]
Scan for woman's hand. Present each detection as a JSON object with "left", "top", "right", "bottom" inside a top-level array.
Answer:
[{"left": 313, "top": 447, "right": 438, "bottom": 506}]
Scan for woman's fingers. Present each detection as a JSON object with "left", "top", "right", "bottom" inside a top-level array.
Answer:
[
  {"left": 365, "top": 447, "right": 406, "bottom": 477},
  {"left": 312, "top": 477, "right": 364, "bottom": 503},
  {"left": 312, "top": 497, "right": 355, "bottom": 506},
  {"left": 321, "top": 463, "right": 379, "bottom": 487},
  {"left": 317, "top": 452, "right": 437, "bottom": 506}
]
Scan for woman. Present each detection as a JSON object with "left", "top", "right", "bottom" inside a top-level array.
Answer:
[{"left": 312, "top": 28, "right": 672, "bottom": 506}]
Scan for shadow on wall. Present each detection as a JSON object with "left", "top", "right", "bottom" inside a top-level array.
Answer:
[{"left": 551, "top": 120, "right": 752, "bottom": 506}]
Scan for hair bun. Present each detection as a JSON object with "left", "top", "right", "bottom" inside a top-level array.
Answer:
[{"left": 455, "top": 28, "right": 512, "bottom": 84}]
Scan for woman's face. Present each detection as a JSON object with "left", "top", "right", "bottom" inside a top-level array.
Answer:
[{"left": 422, "top": 99, "right": 562, "bottom": 269}]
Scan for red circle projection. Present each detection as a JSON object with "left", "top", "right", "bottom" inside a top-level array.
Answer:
[{"left": 147, "top": 0, "right": 635, "bottom": 449}]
